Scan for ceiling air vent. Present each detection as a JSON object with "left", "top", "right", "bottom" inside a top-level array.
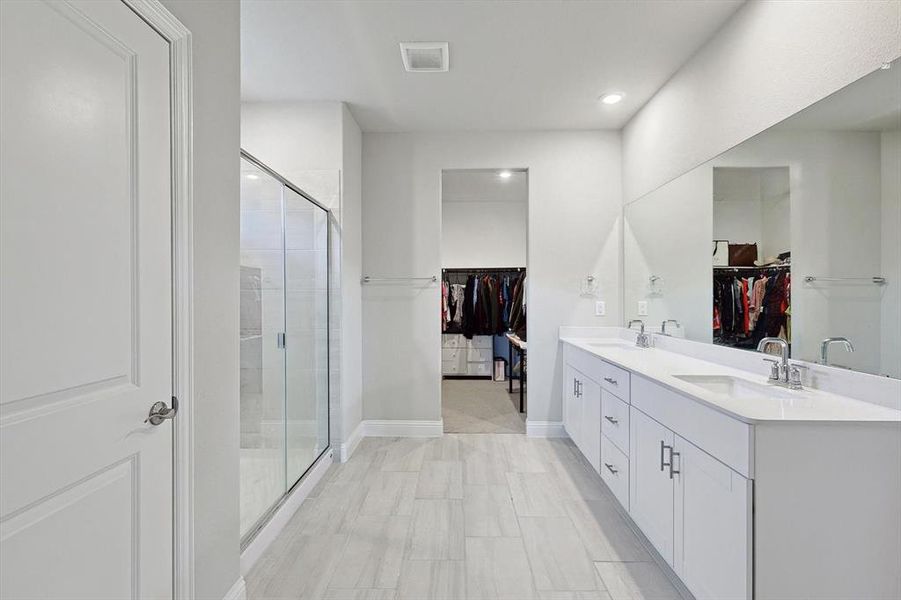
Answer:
[{"left": 400, "top": 42, "right": 449, "bottom": 73}]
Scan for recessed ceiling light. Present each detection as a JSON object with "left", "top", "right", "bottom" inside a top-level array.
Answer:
[
  {"left": 246, "top": 173, "right": 259, "bottom": 180},
  {"left": 498, "top": 170, "right": 512, "bottom": 179},
  {"left": 600, "top": 93, "right": 624, "bottom": 105}
]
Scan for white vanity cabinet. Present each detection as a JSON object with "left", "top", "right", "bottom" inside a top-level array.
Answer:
[
  {"left": 561, "top": 337, "right": 901, "bottom": 600},
  {"left": 563, "top": 364, "right": 601, "bottom": 472}
]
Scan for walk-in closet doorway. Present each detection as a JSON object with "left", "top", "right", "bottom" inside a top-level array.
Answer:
[{"left": 439, "top": 169, "right": 529, "bottom": 433}]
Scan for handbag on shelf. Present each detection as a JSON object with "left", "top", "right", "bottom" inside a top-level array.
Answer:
[{"left": 728, "top": 243, "right": 758, "bottom": 267}]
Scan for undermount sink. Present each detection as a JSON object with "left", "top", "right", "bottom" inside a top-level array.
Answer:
[
  {"left": 585, "top": 341, "right": 644, "bottom": 351},
  {"left": 673, "top": 374, "right": 798, "bottom": 401}
]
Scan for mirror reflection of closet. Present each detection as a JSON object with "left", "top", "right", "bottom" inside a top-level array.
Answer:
[{"left": 712, "top": 167, "right": 791, "bottom": 352}]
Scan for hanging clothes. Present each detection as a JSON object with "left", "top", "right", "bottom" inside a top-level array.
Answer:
[
  {"left": 442, "top": 269, "right": 526, "bottom": 337},
  {"left": 713, "top": 267, "right": 790, "bottom": 349}
]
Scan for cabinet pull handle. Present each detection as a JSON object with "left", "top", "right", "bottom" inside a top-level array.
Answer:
[
  {"left": 604, "top": 463, "right": 618, "bottom": 475},
  {"left": 660, "top": 441, "right": 673, "bottom": 471},
  {"left": 603, "top": 376, "right": 618, "bottom": 385},
  {"left": 669, "top": 450, "right": 681, "bottom": 479},
  {"left": 576, "top": 380, "right": 582, "bottom": 397},
  {"left": 604, "top": 415, "right": 618, "bottom": 425},
  {"left": 573, "top": 378, "right": 577, "bottom": 396}
]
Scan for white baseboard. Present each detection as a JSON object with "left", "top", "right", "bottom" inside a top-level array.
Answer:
[
  {"left": 240, "top": 447, "right": 334, "bottom": 576},
  {"left": 340, "top": 419, "right": 365, "bottom": 462},
  {"left": 223, "top": 577, "right": 247, "bottom": 600},
  {"left": 526, "top": 420, "right": 567, "bottom": 438},
  {"left": 364, "top": 419, "right": 444, "bottom": 437}
]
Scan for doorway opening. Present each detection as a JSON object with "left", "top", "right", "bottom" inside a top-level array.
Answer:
[{"left": 439, "top": 169, "right": 528, "bottom": 433}]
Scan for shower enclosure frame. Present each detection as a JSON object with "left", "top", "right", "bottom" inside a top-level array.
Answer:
[{"left": 239, "top": 149, "right": 332, "bottom": 548}]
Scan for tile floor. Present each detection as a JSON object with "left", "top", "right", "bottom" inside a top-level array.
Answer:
[
  {"left": 442, "top": 380, "right": 526, "bottom": 434},
  {"left": 245, "top": 434, "right": 685, "bottom": 600}
]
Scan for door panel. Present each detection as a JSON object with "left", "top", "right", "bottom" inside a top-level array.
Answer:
[
  {"left": 0, "top": 1, "right": 173, "bottom": 598},
  {"left": 674, "top": 436, "right": 752, "bottom": 600},
  {"left": 580, "top": 376, "right": 602, "bottom": 473},
  {"left": 629, "top": 407, "right": 675, "bottom": 565}
]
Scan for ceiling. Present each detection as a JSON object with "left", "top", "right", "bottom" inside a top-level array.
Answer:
[
  {"left": 442, "top": 169, "right": 527, "bottom": 203},
  {"left": 774, "top": 59, "right": 901, "bottom": 132},
  {"left": 241, "top": 1, "right": 744, "bottom": 132}
]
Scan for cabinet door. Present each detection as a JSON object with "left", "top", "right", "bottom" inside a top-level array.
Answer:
[
  {"left": 580, "top": 376, "right": 602, "bottom": 473},
  {"left": 630, "top": 407, "right": 675, "bottom": 565},
  {"left": 674, "top": 436, "right": 751, "bottom": 600},
  {"left": 563, "top": 365, "right": 581, "bottom": 447}
]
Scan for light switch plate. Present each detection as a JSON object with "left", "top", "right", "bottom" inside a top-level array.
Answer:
[
  {"left": 595, "top": 301, "right": 606, "bottom": 316},
  {"left": 637, "top": 300, "right": 649, "bottom": 316}
]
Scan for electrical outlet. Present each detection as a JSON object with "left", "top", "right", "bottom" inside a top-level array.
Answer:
[
  {"left": 595, "top": 301, "right": 606, "bottom": 316},
  {"left": 637, "top": 300, "right": 649, "bottom": 316}
]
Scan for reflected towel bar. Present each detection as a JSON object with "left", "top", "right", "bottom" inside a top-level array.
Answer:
[
  {"left": 362, "top": 275, "right": 437, "bottom": 284},
  {"left": 803, "top": 276, "right": 886, "bottom": 285}
]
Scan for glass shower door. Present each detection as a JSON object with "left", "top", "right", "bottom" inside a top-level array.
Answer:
[
  {"left": 239, "top": 158, "right": 286, "bottom": 537},
  {"left": 284, "top": 187, "right": 330, "bottom": 486}
]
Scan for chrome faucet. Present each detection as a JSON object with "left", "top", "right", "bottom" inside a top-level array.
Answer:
[
  {"left": 821, "top": 337, "right": 854, "bottom": 366},
  {"left": 628, "top": 319, "right": 651, "bottom": 348},
  {"left": 660, "top": 319, "right": 680, "bottom": 336},
  {"left": 757, "top": 337, "right": 803, "bottom": 390}
]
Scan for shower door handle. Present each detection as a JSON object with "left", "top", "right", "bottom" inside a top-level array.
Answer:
[{"left": 277, "top": 332, "right": 286, "bottom": 348}]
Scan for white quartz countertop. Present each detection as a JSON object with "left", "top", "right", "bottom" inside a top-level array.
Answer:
[{"left": 561, "top": 337, "right": 901, "bottom": 424}]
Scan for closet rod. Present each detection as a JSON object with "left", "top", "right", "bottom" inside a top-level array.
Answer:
[
  {"left": 442, "top": 267, "right": 525, "bottom": 273},
  {"left": 803, "top": 275, "right": 886, "bottom": 285},
  {"left": 361, "top": 275, "right": 437, "bottom": 284}
]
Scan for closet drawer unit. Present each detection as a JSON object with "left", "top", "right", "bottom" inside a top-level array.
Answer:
[
  {"left": 601, "top": 390, "right": 630, "bottom": 455},
  {"left": 442, "top": 334, "right": 464, "bottom": 349},
  {"left": 470, "top": 336, "right": 492, "bottom": 350},
  {"left": 465, "top": 362, "right": 492, "bottom": 377},
  {"left": 466, "top": 348, "right": 492, "bottom": 363},
  {"left": 601, "top": 434, "right": 629, "bottom": 509},
  {"left": 442, "top": 361, "right": 462, "bottom": 375},
  {"left": 441, "top": 348, "right": 463, "bottom": 362},
  {"left": 601, "top": 361, "right": 631, "bottom": 403}
]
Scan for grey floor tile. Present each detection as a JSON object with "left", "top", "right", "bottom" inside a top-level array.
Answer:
[
  {"left": 465, "top": 537, "right": 536, "bottom": 599},
  {"left": 328, "top": 515, "right": 411, "bottom": 590},
  {"left": 377, "top": 438, "right": 429, "bottom": 472},
  {"left": 537, "top": 591, "right": 613, "bottom": 600},
  {"left": 519, "top": 516, "right": 601, "bottom": 592},
  {"left": 463, "top": 484, "right": 520, "bottom": 537},
  {"left": 594, "top": 562, "right": 681, "bottom": 600},
  {"left": 397, "top": 560, "right": 466, "bottom": 600},
  {"left": 507, "top": 472, "right": 567, "bottom": 517},
  {"left": 246, "top": 533, "right": 348, "bottom": 600},
  {"left": 359, "top": 471, "right": 419, "bottom": 516},
  {"left": 416, "top": 460, "right": 464, "bottom": 499},
  {"left": 564, "top": 498, "right": 650, "bottom": 562},
  {"left": 460, "top": 437, "right": 510, "bottom": 486},
  {"left": 322, "top": 588, "right": 398, "bottom": 600},
  {"left": 408, "top": 499, "right": 465, "bottom": 560}
]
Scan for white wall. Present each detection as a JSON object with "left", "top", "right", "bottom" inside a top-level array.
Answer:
[
  {"left": 159, "top": 1, "right": 242, "bottom": 599},
  {"left": 882, "top": 130, "right": 901, "bottom": 377},
  {"left": 362, "top": 131, "right": 621, "bottom": 425},
  {"left": 622, "top": 0, "right": 901, "bottom": 202},
  {"left": 241, "top": 101, "right": 364, "bottom": 452},
  {"left": 712, "top": 167, "right": 790, "bottom": 261},
  {"left": 441, "top": 201, "right": 527, "bottom": 268}
]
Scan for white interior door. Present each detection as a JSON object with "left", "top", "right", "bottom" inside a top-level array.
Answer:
[{"left": 1, "top": 1, "right": 174, "bottom": 598}]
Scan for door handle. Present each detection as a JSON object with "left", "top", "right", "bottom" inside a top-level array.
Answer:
[
  {"left": 146, "top": 396, "right": 178, "bottom": 426},
  {"left": 669, "top": 450, "right": 681, "bottom": 479},
  {"left": 660, "top": 440, "right": 673, "bottom": 472},
  {"left": 604, "top": 463, "right": 618, "bottom": 475},
  {"left": 604, "top": 415, "right": 618, "bottom": 425}
]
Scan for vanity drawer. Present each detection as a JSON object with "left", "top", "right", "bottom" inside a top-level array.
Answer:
[
  {"left": 601, "top": 434, "right": 629, "bottom": 510},
  {"left": 601, "top": 361, "right": 631, "bottom": 403},
  {"left": 631, "top": 375, "right": 752, "bottom": 478},
  {"left": 602, "top": 390, "right": 630, "bottom": 455}
]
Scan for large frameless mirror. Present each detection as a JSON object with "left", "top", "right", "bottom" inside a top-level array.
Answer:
[{"left": 624, "top": 59, "right": 900, "bottom": 378}]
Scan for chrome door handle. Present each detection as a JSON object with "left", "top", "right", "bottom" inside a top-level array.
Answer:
[
  {"left": 603, "top": 376, "right": 617, "bottom": 385},
  {"left": 146, "top": 396, "right": 178, "bottom": 426},
  {"left": 604, "top": 463, "right": 618, "bottom": 475},
  {"left": 660, "top": 440, "right": 673, "bottom": 472},
  {"left": 604, "top": 415, "right": 618, "bottom": 425}
]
